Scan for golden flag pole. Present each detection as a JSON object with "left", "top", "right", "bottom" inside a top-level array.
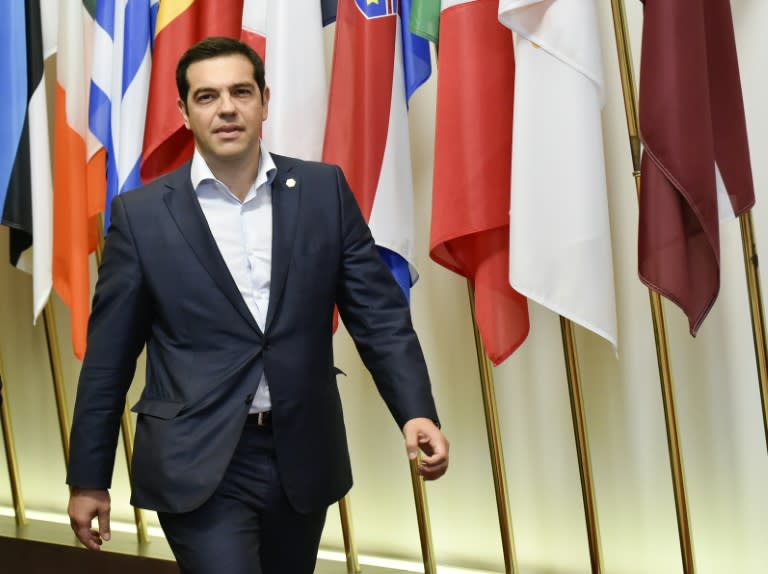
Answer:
[
  {"left": 409, "top": 456, "right": 436, "bottom": 574},
  {"left": 424, "top": 27, "right": 517, "bottom": 574},
  {"left": 0, "top": 352, "right": 26, "bottom": 525},
  {"left": 609, "top": 1, "right": 695, "bottom": 572},
  {"left": 738, "top": 212, "right": 768, "bottom": 451},
  {"left": 560, "top": 318, "right": 603, "bottom": 573},
  {"left": 468, "top": 283, "right": 519, "bottom": 574},
  {"left": 337, "top": 495, "right": 361, "bottom": 574},
  {"left": 43, "top": 303, "right": 70, "bottom": 464},
  {"left": 94, "top": 221, "right": 149, "bottom": 544}
]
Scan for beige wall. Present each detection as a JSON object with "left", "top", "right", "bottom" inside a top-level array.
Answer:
[{"left": 2, "top": 1, "right": 767, "bottom": 572}]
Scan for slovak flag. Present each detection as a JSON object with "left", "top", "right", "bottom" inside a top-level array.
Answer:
[{"left": 323, "top": 0, "right": 428, "bottom": 299}]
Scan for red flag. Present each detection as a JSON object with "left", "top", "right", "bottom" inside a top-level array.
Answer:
[
  {"left": 323, "top": 0, "right": 395, "bottom": 224},
  {"left": 638, "top": 0, "right": 754, "bottom": 334},
  {"left": 141, "top": 0, "right": 245, "bottom": 181},
  {"left": 429, "top": 0, "right": 528, "bottom": 365},
  {"left": 323, "top": 0, "right": 417, "bottom": 274}
]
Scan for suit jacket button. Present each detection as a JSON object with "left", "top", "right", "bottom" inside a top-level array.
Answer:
[{"left": 245, "top": 394, "right": 254, "bottom": 404}]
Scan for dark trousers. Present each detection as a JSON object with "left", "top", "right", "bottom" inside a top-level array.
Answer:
[{"left": 158, "top": 418, "right": 328, "bottom": 574}]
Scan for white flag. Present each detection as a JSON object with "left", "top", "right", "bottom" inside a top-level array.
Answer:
[
  {"left": 499, "top": 0, "right": 617, "bottom": 349},
  {"left": 261, "top": 0, "right": 327, "bottom": 160}
]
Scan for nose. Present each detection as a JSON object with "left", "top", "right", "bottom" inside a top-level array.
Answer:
[{"left": 217, "top": 93, "right": 236, "bottom": 115}]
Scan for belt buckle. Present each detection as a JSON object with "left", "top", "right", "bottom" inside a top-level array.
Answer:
[{"left": 257, "top": 411, "right": 270, "bottom": 426}]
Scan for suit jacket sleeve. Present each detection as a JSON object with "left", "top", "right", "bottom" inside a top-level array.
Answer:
[
  {"left": 332, "top": 166, "right": 439, "bottom": 429},
  {"left": 67, "top": 195, "right": 152, "bottom": 489}
]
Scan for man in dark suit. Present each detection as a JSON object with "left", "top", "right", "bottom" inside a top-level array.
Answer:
[{"left": 66, "top": 37, "right": 448, "bottom": 574}]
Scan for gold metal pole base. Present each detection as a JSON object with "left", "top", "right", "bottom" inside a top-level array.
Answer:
[
  {"left": 42, "top": 304, "right": 70, "bottom": 464},
  {"left": 467, "top": 283, "right": 518, "bottom": 574},
  {"left": 119, "top": 405, "right": 149, "bottom": 544},
  {"left": 609, "top": 2, "right": 696, "bottom": 571},
  {"left": 560, "top": 317, "right": 603, "bottom": 573},
  {"left": 338, "top": 494, "right": 361, "bottom": 574},
  {"left": 409, "top": 456, "right": 436, "bottom": 574},
  {"left": 738, "top": 211, "right": 768, "bottom": 453},
  {"left": 0, "top": 361, "right": 26, "bottom": 526}
]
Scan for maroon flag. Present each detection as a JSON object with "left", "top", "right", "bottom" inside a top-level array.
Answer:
[{"left": 638, "top": 0, "right": 754, "bottom": 334}]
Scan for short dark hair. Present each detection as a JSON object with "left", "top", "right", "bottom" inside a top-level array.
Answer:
[{"left": 176, "top": 36, "right": 266, "bottom": 104}]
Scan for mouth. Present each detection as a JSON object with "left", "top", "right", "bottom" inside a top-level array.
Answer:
[{"left": 214, "top": 125, "right": 244, "bottom": 138}]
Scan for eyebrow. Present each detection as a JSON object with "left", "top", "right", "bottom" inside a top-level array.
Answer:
[{"left": 191, "top": 82, "right": 256, "bottom": 100}]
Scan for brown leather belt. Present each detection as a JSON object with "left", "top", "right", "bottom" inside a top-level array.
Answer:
[{"left": 247, "top": 411, "right": 272, "bottom": 427}]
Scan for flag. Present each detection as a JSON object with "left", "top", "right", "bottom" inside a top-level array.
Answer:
[
  {"left": 409, "top": 0, "right": 439, "bottom": 43},
  {"left": 429, "top": 0, "right": 528, "bottom": 365},
  {"left": 141, "top": 0, "right": 245, "bottom": 181},
  {"left": 499, "top": 0, "right": 617, "bottom": 349},
  {"left": 241, "top": 0, "right": 266, "bottom": 58},
  {"left": 54, "top": 0, "right": 106, "bottom": 359},
  {"left": 323, "top": 0, "right": 428, "bottom": 299},
  {"left": 1, "top": 0, "right": 54, "bottom": 321},
  {"left": 638, "top": 0, "right": 755, "bottom": 334},
  {"left": 261, "top": 0, "right": 327, "bottom": 161},
  {"left": 90, "top": 0, "right": 158, "bottom": 232},
  {"left": 0, "top": 4, "right": 26, "bottom": 222},
  {"left": 400, "top": 0, "right": 432, "bottom": 103}
]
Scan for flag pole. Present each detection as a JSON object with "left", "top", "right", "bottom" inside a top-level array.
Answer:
[
  {"left": 467, "top": 283, "right": 519, "bottom": 574},
  {"left": 337, "top": 495, "right": 361, "bottom": 573},
  {"left": 559, "top": 318, "right": 603, "bottom": 573},
  {"left": 0, "top": 352, "right": 26, "bottom": 525},
  {"left": 737, "top": 211, "right": 768, "bottom": 451},
  {"left": 120, "top": 407, "right": 149, "bottom": 543},
  {"left": 94, "top": 221, "right": 149, "bottom": 544},
  {"left": 408, "top": 456, "right": 436, "bottom": 574},
  {"left": 42, "top": 303, "right": 70, "bottom": 464},
  {"left": 609, "top": 1, "right": 695, "bottom": 572}
]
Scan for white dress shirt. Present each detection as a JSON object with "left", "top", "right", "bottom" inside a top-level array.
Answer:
[{"left": 190, "top": 143, "right": 277, "bottom": 413}]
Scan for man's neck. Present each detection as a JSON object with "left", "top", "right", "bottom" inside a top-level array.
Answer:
[{"left": 205, "top": 150, "right": 261, "bottom": 202}]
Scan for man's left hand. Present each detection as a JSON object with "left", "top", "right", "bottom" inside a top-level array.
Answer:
[{"left": 403, "top": 418, "right": 449, "bottom": 480}]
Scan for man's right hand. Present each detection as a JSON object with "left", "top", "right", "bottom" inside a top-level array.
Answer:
[{"left": 68, "top": 488, "right": 112, "bottom": 550}]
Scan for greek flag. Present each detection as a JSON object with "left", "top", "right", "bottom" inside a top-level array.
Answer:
[{"left": 90, "top": 0, "right": 159, "bottom": 232}]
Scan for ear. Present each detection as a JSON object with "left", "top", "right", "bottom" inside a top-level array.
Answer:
[
  {"left": 177, "top": 98, "right": 191, "bottom": 129},
  {"left": 261, "top": 86, "right": 270, "bottom": 121}
]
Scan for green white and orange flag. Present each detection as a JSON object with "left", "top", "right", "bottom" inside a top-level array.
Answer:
[{"left": 53, "top": 0, "right": 106, "bottom": 359}]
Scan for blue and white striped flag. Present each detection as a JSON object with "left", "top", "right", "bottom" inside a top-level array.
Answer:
[{"left": 90, "top": 0, "right": 159, "bottom": 232}]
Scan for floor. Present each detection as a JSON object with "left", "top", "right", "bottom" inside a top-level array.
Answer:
[{"left": 0, "top": 514, "right": 415, "bottom": 573}]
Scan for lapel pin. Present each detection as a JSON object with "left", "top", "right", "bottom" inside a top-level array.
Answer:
[{"left": 286, "top": 178, "right": 296, "bottom": 188}]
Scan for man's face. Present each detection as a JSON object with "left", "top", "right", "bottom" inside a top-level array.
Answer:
[{"left": 178, "top": 53, "right": 269, "bottom": 167}]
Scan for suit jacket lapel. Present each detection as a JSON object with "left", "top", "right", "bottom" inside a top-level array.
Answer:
[
  {"left": 162, "top": 164, "right": 262, "bottom": 335},
  {"left": 266, "top": 156, "right": 300, "bottom": 331}
]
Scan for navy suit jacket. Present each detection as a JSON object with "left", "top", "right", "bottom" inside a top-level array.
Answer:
[{"left": 66, "top": 154, "right": 438, "bottom": 514}]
